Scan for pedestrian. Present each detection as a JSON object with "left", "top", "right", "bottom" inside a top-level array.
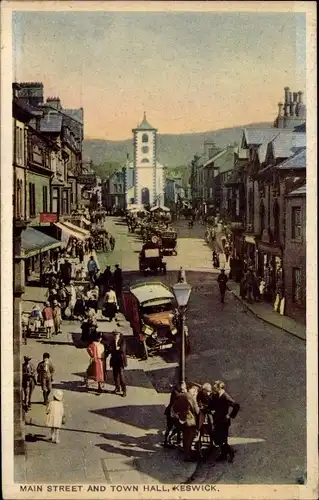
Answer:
[
  {"left": 81, "top": 317, "right": 97, "bottom": 343},
  {"left": 110, "top": 235, "right": 115, "bottom": 251},
  {"left": 45, "top": 389, "right": 65, "bottom": 444},
  {"left": 103, "top": 286, "right": 119, "bottom": 321},
  {"left": 78, "top": 242, "right": 85, "bottom": 263},
  {"left": 212, "top": 251, "right": 219, "bottom": 269},
  {"left": 112, "top": 264, "right": 123, "bottom": 301},
  {"left": 163, "top": 381, "right": 187, "bottom": 448},
  {"left": 28, "top": 304, "right": 43, "bottom": 334},
  {"left": 217, "top": 269, "right": 228, "bottom": 304},
  {"left": 52, "top": 300, "right": 62, "bottom": 335},
  {"left": 86, "top": 333, "right": 106, "bottom": 393},
  {"left": 197, "top": 382, "right": 214, "bottom": 445},
  {"left": 37, "top": 353, "right": 55, "bottom": 405},
  {"left": 259, "top": 277, "right": 266, "bottom": 301},
  {"left": 102, "top": 266, "right": 113, "bottom": 294},
  {"left": 108, "top": 330, "right": 127, "bottom": 397},
  {"left": 22, "top": 356, "right": 36, "bottom": 411},
  {"left": 42, "top": 302, "right": 54, "bottom": 339},
  {"left": 67, "top": 282, "right": 77, "bottom": 319},
  {"left": 87, "top": 255, "right": 98, "bottom": 284},
  {"left": 173, "top": 384, "right": 200, "bottom": 462},
  {"left": 209, "top": 380, "right": 240, "bottom": 463},
  {"left": 178, "top": 266, "right": 186, "bottom": 283}
]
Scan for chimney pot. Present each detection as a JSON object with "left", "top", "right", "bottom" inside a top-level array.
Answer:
[
  {"left": 290, "top": 102, "right": 296, "bottom": 117},
  {"left": 284, "top": 86, "right": 290, "bottom": 105},
  {"left": 293, "top": 92, "right": 298, "bottom": 102},
  {"left": 298, "top": 91, "right": 303, "bottom": 104}
]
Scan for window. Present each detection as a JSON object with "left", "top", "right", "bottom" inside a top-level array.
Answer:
[
  {"left": 142, "top": 146, "right": 149, "bottom": 154},
  {"left": 292, "top": 207, "right": 302, "bottom": 240},
  {"left": 62, "top": 190, "right": 69, "bottom": 215},
  {"left": 114, "top": 183, "right": 117, "bottom": 193},
  {"left": 142, "top": 133, "right": 148, "bottom": 143},
  {"left": 16, "top": 179, "right": 23, "bottom": 218},
  {"left": 42, "top": 185, "right": 48, "bottom": 212},
  {"left": 292, "top": 268, "right": 302, "bottom": 303},
  {"left": 141, "top": 158, "right": 149, "bottom": 163},
  {"left": 29, "top": 183, "right": 36, "bottom": 217},
  {"left": 15, "top": 126, "right": 24, "bottom": 165},
  {"left": 52, "top": 188, "right": 59, "bottom": 214}
]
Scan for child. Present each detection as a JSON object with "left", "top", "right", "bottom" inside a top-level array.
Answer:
[{"left": 45, "top": 389, "right": 65, "bottom": 443}]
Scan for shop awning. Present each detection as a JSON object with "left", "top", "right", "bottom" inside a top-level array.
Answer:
[
  {"left": 245, "top": 236, "right": 256, "bottom": 244},
  {"left": 60, "top": 221, "right": 91, "bottom": 238},
  {"left": 21, "top": 227, "right": 61, "bottom": 258},
  {"left": 258, "top": 242, "right": 282, "bottom": 256},
  {"left": 54, "top": 222, "right": 86, "bottom": 241}
]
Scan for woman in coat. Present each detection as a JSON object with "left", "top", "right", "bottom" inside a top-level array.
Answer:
[
  {"left": 52, "top": 300, "right": 62, "bottom": 335},
  {"left": 86, "top": 334, "right": 106, "bottom": 392}
]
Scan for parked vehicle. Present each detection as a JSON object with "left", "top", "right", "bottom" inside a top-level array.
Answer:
[
  {"left": 139, "top": 237, "right": 167, "bottom": 275},
  {"left": 159, "top": 229, "right": 178, "bottom": 255},
  {"left": 122, "top": 281, "right": 178, "bottom": 359}
]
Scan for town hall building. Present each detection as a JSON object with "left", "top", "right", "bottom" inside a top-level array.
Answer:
[{"left": 125, "top": 113, "right": 165, "bottom": 207}]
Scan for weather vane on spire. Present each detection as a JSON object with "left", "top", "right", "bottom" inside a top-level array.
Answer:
[{"left": 143, "top": 111, "right": 146, "bottom": 120}]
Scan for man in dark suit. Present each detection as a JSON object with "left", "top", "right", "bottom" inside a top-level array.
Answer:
[
  {"left": 209, "top": 380, "right": 240, "bottom": 463},
  {"left": 172, "top": 385, "right": 200, "bottom": 461},
  {"left": 108, "top": 330, "right": 127, "bottom": 397}
]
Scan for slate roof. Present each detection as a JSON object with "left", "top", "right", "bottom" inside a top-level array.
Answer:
[
  {"left": 133, "top": 113, "right": 156, "bottom": 131},
  {"left": 40, "top": 113, "right": 63, "bottom": 133},
  {"left": 242, "top": 128, "right": 281, "bottom": 147},
  {"left": 64, "top": 108, "right": 83, "bottom": 124},
  {"left": 277, "top": 148, "right": 306, "bottom": 170},
  {"left": 288, "top": 185, "right": 306, "bottom": 196},
  {"left": 294, "top": 122, "right": 306, "bottom": 132},
  {"left": 203, "top": 149, "right": 226, "bottom": 168},
  {"left": 270, "top": 132, "right": 306, "bottom": 159}
]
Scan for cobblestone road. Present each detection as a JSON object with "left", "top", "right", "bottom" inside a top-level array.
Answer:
[{"left": 99, "top": 217, "right": 306, "bottom": 484}]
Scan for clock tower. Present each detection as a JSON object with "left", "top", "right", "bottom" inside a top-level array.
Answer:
[{"left": 132, "top": 113, "right": 157, "bottom": 206}]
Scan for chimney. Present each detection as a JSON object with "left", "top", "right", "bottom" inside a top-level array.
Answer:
[
  {"left": 293, "top": 92, "right": 298, "bottom": 102},
  {"left": 17, "top": 82, "right": 44, "bottom": 107},
  {"left": 47, "top": 97, "right": 62, "bottom": 110},
  {"left": 288, "top": 91, "right": 292, "bottom": 103},
  {"left": 298, "top": 91, "right": 303, "bottom": 104},
  {"left": 277, "top": 102, "right": 284, "bottom": 117},
  {"left": 284, "top": 86, "right": 290, "bottom": 104},
  {"left": 290, "top": 101, "right": 296, "bottom": 117}
]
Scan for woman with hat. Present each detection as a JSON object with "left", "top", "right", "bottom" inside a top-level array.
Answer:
[
  {"left": 52, "top": 300, "right": 62, "bottom": 335},
  {"left": 29, "top": 304, "right": 43, "bottom": 334},
  {"left": 86, "top": 333, "right": 106, "bottom": 393},
  {"left": 45, "top": 389, "right": 65, "bottom": 444}
]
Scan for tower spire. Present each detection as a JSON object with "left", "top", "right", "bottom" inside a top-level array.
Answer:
[{"left": 143, "top": 111, "right": 146, "bottom": 120}]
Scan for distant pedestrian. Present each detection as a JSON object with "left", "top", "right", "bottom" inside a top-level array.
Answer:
[
  {"left": 103, "top": 286, "right": 119, "bottom": 321},
  {"left": 45, "top": 389, "right": 65, "bottom": 444},
  {"left": 112, "top": 264, "right": 123, "bottom": 300},
  {"left": 22, "top": 356, "right": 36, "bottom": 411},
  {"left": 108, "top": 330, "right": 127, "bottom": 397},
  {"left": 52, "top": 300, "right": 62, "bottom": 335},
  {"left": 86, "top": 333, "right": 106, "bottom": 393},
  {"left": 217, "top": 269, "right": 228, "bottom": 304},
  {"left": 37, "top": 353, "right": 55, "bottom": 405},
  {"left": 87, "top": 255, "right": 98, "bottom": 284},
  {"left": 163, "top": 382, "right": 187, "bottom": 447},
  {"left": 42, "top": 302, "right": 54, "bottom": 339}
]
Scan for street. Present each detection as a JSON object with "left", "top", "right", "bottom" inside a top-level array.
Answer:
[{"left": 19, "top": 217, "right": 306, "bottom": 484}]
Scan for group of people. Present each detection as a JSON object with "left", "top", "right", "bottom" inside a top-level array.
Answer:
[
  {"left": 85, "top": 330, "right": 127, "bottom": 397},
  {"left": 27, "top": 301, "right": 62, "bottom": 339},
  {"left": 163, "top": 380, "right": 240, "bottom": 463},
  {"left": 22, "top": 353, "right": 65, "bottom": 443}
]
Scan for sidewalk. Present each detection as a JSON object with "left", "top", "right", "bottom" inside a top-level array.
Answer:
[
  {"left": 227, "top": 281, "right": 306, "bottom": 341},
  {"left": 16, "top": 316, "right": 197, "bottom": 484}
]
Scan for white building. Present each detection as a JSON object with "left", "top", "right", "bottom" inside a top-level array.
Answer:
[{"left": 131, "top": 113, "right": 165, "bottom": 207}]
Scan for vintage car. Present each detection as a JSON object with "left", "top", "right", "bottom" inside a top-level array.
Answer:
[
  {"left": 158, "top": 229, "right": 178, "bottom": 255},
  {"left": 139, "top": 237, "right": 166, "bottom": 275},
  {"left": 122, "top": 281, "right": 178, "bottom": 359}
]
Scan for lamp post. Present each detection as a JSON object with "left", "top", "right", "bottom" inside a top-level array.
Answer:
[{"left": 172, "top": 281, "right": 192, "bottom": 385}]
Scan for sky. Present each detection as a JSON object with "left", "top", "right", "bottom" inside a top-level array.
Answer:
[{"left": 12, "top": 11, "right": 306, "bottom": 140}]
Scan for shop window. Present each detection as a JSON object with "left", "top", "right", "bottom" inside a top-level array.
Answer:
[
  {"left": 62, "top": 190, "right": 69, "bottom": 214},
  {"left": 29, "top": 183, "right": 36, "bottom": 217},
  {"left": 42, "top": 185, "right": 48, "bottom": 212},
  {"left": 291, "top": 207, "right": 302, "bottom": 240},
  {"left": 52, "top": 188, "right": 59, "bottom": 214},
  {"left": 292, "top": 268, "right": 302, "bottom": 303},
  {"left": 142, "top": 134, "right": 149, "bottom": 143}
]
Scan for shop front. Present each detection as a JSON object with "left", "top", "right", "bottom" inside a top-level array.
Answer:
[
  {"left": 258, "top": 236, "right": 283, "bottom": 305},
  {"left": 243, "top": 235, "right": 258, "bottom": 272},
  {"left": 21, "top": 227, "right": 61, "bottom": 285}
]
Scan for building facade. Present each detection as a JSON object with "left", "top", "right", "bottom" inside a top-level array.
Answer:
[
  {"left": 132, "top": 113, "right": 165, "bottom": 207},
  {"left": 283, "top": 185, "right": 306, "bottom": 323}
]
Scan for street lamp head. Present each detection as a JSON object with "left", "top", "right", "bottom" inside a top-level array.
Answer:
[{"left": 172, "top": 282, "right": 192, "bottom": 308}]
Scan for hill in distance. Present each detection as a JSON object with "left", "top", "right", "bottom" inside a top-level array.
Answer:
[{"left": 84, "top": 122, "right": 271, "bottom": 178}]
